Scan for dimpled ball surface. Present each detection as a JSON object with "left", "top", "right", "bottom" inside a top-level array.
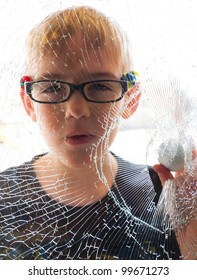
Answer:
[{"left": 158, "top": 139, "right": 186, "bottom": 171}]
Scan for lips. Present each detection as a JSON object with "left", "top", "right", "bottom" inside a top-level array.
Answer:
[{"left": 64, "top": 133, "right": 96, "bottom": 145}]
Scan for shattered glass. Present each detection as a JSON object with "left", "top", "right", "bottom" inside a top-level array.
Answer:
[{"left": 0, "top": 0, "right": 196, "bottom": 260}]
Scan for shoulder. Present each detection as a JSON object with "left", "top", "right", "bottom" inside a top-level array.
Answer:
[
  {"left": 0, "top": 160, "right": 33, "bottom": 184},
  {"left": 114, "top": 154, "right": 162, "bottom": 205},
  {"left": 0, "top": 157, "right": 39, "bottom": 204},
  {"left": 0, "top": 154, "right": 45, "bottom": 184},
  {"left": 115, "top": 155, "right": 162, "bottom": 191}
]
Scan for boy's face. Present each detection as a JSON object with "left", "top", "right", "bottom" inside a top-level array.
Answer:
[{"left": 24, "top": 39, "right": 137, "bottom": 169}]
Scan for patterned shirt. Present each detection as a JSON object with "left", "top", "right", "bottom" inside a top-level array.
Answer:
[{"left": 0, "top": 154, "right": 180, "bottom": 259}]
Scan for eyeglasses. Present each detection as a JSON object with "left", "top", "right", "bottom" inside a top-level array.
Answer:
[
  {"left": 20, "top": 71, "right": 139, "bottom": 104},
  {"left": 23, "top": 79, "right": 129, "bottom": 104}
]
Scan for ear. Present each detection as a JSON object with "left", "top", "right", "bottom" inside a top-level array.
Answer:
[
  {"left": 20, "top": 87, "right": 37, "bottom": 122},
  {"left": 122, "top": 83, "right": 141, "bottom": 119}
]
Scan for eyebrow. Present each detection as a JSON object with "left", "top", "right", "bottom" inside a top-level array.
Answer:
[
  {"left": 88, "top": 72, "right": 119, "bottom": 80},
  {"left": 37, "top": 73, "right": 65, "bottom": 80},
  {"left": 37, "top": 72, "right": 119, "bottom": 81}
]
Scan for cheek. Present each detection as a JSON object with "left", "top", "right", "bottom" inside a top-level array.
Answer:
[
  {"left": 35, "top": 105, "right": 65, "bottom": 134},
  {"left": 93, "top": 103, "right": 123, "bottom": 142},
  {"left": 96, "top": 103, "right": 124, "bottom": 127}
]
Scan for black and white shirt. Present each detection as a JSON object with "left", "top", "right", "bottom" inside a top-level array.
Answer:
[{"left": 0, "top": 154, "right": 180, "bottom": 259}]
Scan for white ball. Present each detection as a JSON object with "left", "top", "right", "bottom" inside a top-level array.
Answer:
[{"left": 158, "top": 139, "right": 186, "bottom": 171}]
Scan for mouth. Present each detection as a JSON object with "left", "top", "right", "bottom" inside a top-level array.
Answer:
[{"left": 64, "top": 134, "right": 96, "bottom": 145}]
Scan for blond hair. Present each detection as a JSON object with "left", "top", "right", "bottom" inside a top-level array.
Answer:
[{"left": 24, "top": 6, "right": 133, "bottom": 75}]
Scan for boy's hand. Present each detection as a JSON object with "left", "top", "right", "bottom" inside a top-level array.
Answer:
[{"left": 153, "top": 149, "right": 197, "bottom": 260}]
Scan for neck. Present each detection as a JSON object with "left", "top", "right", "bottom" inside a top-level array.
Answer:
[{"left": 33, "top": 152, "right": 118, "bottom": 206}]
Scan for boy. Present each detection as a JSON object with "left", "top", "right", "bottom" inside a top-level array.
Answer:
[{"left": 0, "top": 6, "right": 196, "bottom": 260}]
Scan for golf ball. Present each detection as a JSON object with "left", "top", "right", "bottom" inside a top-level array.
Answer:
[{"left": 158, "top": 139, "right": 187, "bottom": 171}]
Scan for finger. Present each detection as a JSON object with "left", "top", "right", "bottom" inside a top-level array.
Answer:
[{"left": 153, "top": 164, "right": 174, "bottom": 186}]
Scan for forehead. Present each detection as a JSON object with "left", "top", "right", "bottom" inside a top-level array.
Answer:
[
  {"left": 31, "top": 39, "right": 124, "bottom": 81},
  {"left": 24, "top": 7, "right": 133, "bottom": 79}
]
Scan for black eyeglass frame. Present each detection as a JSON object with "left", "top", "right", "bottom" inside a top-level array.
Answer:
[{"left": 24, "top": 79, "right": 129, "bottom": 104}]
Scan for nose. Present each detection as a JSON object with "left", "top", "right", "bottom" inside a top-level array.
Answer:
[{"left": 64, "top": 90, "right": 91, "bottom": 119}]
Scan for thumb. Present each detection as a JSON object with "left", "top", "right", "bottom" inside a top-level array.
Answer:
[{"left": 153, "top": 164, "right": 174, "bottom": 186}]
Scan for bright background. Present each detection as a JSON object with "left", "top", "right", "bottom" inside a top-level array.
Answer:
[{"left": 0, "top": 0, "right": 196, "bottom": 170}]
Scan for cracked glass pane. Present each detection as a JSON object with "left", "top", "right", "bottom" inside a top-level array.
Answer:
[{"left": 0, "top": 0, "right": 196, "bottom": 260}]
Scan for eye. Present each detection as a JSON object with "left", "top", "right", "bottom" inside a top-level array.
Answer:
[
  {"left": 89, "top": 82, "right": 115, "bottom": 92},
  {"left": 40, "top": 81, "right": 65, "bottom": 93},
  {"left": 31, "top": 81, "right": 70, "bottom": 103},
  {"left": 94, "top": 83, "right": 110, "bottom": 91}
]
